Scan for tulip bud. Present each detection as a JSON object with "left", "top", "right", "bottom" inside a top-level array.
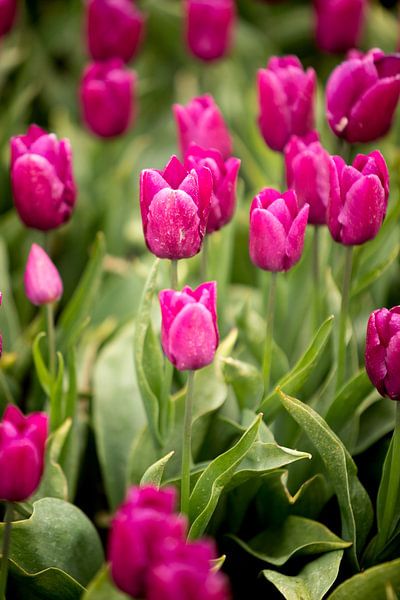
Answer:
[
  {"left": 257, "top": 56, "right": 316, "bottom": 152},
  {"left": 159, "top": 282, "right": 219, "bottom": 371},
  {"left": 186, "top": 0, "right": 235, "bottom": 62},
  {"left": 284, "top": 132, "right": 334, "bottom": 225},
  {"left": 314, "top": 0, "right": 366, "bottom": 54},
  {"left": 86, "top": 0, "right": 145, "bottom": 63},
  {"left": 10, "top": 125, "right": 77, "bottom": 231},
  {"left": 326, "top": 49, "right": 400, "bottom": 143},
  {"left": 327, "top": 150, "right": 389, "bottom": 245},
  {"left": 108, "top": 485, "right": 187, "bottom": 598},
  {"left": 365, "top": 307, "right": 400, "bottom": 400},
  {"left": 0, "top": 0, "right": 16, "bottom": 36},
  {"left": 148, "top": 539, "right": 231, "bottom": 600},
  {"left": 24, "top": 244, "right": 63, "bottom": 306},
  {"left": 0, "top": 405, "right": 48, "bottom": 501},
  {"left": 184, "top": 144, "right": 240, "bottom": 233},
  {"left": 80, "top": 59, "right": 136, "bottom": 138},
  {"left": 249, "top": 188, "right": 309, "bottom": 272},
  {"left": 173, "top": 95, "right": 233, "bottom": 160},
  {"left": 140, "top": 155, "right": 212, "bottom": 260}
]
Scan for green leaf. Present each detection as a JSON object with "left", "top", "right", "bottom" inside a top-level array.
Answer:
[
  {"left": 32, "top": 332, "right": 51, "bottom": 397},
  {"left": 279, "top": 391, "right": 373, "bottom": 569},
  {"left": 262, "top": 550, "right": 344, "bottom": 600},
  {"left": 133, "top": 258, "right": 162, "bottom": 447},
  {"left": 188, "top": 414, "right": 261, "bottom": 538},
  {"left": 140, "top": 451, "right": 175, "bottom": 487},
  {"left": 83, "top": 565, "right": 130, "bottom": 600},
  {"left": 221, "top": 357, "right": 263, "bottom": 410},
  {"left": 351, "top": 243, "right": 399, "bottom": 298},
  {"left": 259, "top": 316, "right": 334, "bottom": 421},
  {"left": 233, "top": 516, "right": 350, "bottom": 566},
  {"left": 8, "top": 563, "right": 84, "bottom": 600},
  {"left": 0, "top": 239, "right": 21, "bottom": 350},
  {"left": 325, "top": 369, "right": 374, "bottom": 435},
  {"left": 32, "top": 419, "right": 71, "bottom": 501},
  {"left": 327, "top": 558, "right": 400, "bottom": 600},
  {"left": 58, "top": 232, "right": 106, "bottom": 350}
]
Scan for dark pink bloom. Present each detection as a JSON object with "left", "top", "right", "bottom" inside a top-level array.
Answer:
[
  {"left": 159, "top": 282, "right": 218, "bottom": 371},
  {"left": 284, "top": 131, "right": 333, "bottom": 225},
  {"left": 186, "top": 0, "right": 235, "bottom": 62},
  {"left": 173, "top": 95, "right": 232, "bottom": 160},
  {"left": 327, "top": 150, "right": 389, "bottom": 245},
  {"left": 184, "top": 145, "right": 240, "bottom": 233},
  {"left": 10, "top": 125, "right": 77, "bottom": 231},
  {"left": 0, "top": 0, "right": 16, "bottom": 37},
  {"left": 249, "top": 188, "right": 309, "bottom": 272},
  {"left": 140, "top": 155, "right": 212, "bottom": 260},
  {"left": 86, "top": 0, "right": 145, "bottom": 63},
  {"left": 80, "top": 59, "right": 136, "bottom": 138},
  {"left": 0, "top": 405, "right": 48, "bottom": 501},
  {"left": 257, "top": 55, "right": 316, "bottom": 152},
  {"left": 24, "top": 244, "right": 63, "bottom": 306},
  {"left": 314, "top": 0, "right": 366, "bottom": 54},
  {"left": 326, "top": 49, "right": 400, "bottom": 143},
  {"left": 365, "top": 307, "right": 400, "bottom": 400}
]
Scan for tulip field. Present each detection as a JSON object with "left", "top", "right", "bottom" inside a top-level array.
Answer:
[{"left": 1, "top": 0, "right": 400, "bottom": 598}]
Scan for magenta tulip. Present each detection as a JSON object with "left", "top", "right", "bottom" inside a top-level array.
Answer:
[
  {"left": 365, "top": 307, "right": 400, "bottom": 401},
  {"left": 24, "top": 244, "right": 63, "bottom": 306},
  {"left": 0, "top": 0, "right": 16, "bottom": 36},
  {"left": 140, "top": 155, "right": 212, "bottom": 260},
  {"left": 257, "top": 56, "right": 316, "bottom": 152},
  {"left": 314, "top": 0, "right": 366, "bottom": 54},
  {"left": 186, "top": 0, "right": 235, "bottom": 62},
  {"left": 10, "top": 125, "right": 76, "bottom": 231},
  {"left": 184, "top": 144, "right": 240, "bottom": 233},
  {"left": 159, "top": 281, "right": 218, "bottom": 371}
]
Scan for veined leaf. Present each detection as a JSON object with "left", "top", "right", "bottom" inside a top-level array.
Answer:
[
  {"left": 327, "top": 558, "right": 400, "bottom": 599},
  {"left": 140, "top": 451, "right": 175, "bottom": 488}
]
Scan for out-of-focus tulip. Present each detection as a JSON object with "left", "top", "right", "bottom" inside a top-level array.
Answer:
[
  {"left": 10, "top": 125, "right": 76, "bottom": 231},
  {"left": 365, "top": 306, "right": 400, "bottom": 400},
  {"left": 24, "top": 244, "right": 63, "bottom": 306},
  {"left": 284, "top": 131, "right": 333, "bottom": 225},
  {"left": 0, "top": 0, "right": 17, "bottom": 37},
  {"left": 257, "top": 56, "right": 316, "bottom": 152},
  {"left": 326, "top": 49, "right": 400, "bottom": 143},
  {"left": 327, "top": 150, "right": 389, "bottom": 245},
  {"left": 80, "top": 59, "right": 136, "bottom": 138},
  {"left": 0, "top": 405, "right": 48, "bottom": 501},
  {"left": 159, "top": 282, "right": 218, "bottom": 371},
  {"left": 140, "top": 155, "right": 212, "bottom": 260},
  {"left": 314, "top": 0, "right": 366, "bottom": 54},
  {"left": 249, "top": 188, "right": 309, "bottom": 271},
  {"left": 184, "top": 144, "right": 240, "bottom": 233},
  {"left": 86, "top": 0, "right": 145, "bottom": 63},
  {"left": 173, "top": 95, "right": 232, "bottom": 159},
  {"left": 186, "top": 0, "right": 235, "bottom": 62}
]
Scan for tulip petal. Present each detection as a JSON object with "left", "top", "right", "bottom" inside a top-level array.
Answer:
[
  {"left": 249, "top": 208, "right": 287, "bottom": 271},
  {"left": 140, "top": 169, "right": 170, "bottom": 229},
  {"left": 0, "top": 441, "right": 41, "bottom": 501},
  {"left": 285, "top": 203, "right": 309, "bottom": 270},
  {"left": 257, "top": 69, "right": 290, "bottom": 152},
  {"left": 339, "top": 175, "right": 385, "bottom": 245},
  {"left": 384, "top": 332, "right": 400, "bottom": 399}
]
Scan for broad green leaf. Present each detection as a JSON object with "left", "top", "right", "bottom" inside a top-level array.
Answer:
[
  {"left": 0, "top": 498, "right": 103, "bottom": 587},
  {"left": 259, "top": 316, "right": 334, "bottom": 421},
  {"left": 83, "top": 565, "right": 130, "bottom": 600},
  {"left": 327, "top": 558, "right": 400, "bottom": 600},
  {"left": 140, "top": 451, "right": 175, "bottom": 487},
  {"left": 280, "top": 391, "right": 373, "bottom": 569},
  {"left": 222, "top": 357, "right": 263, "bottom": 410},
  {"left": 232, "top": 516, "right": 350, "bottom": 566},
  {"left": 32, "top": 332, "right": 51, "bottom": 396},
  {"left": 354, "top": 399, "right": 396, "bottom": 455},
  {"left": 32, "top": 419, "right": 71, "bottom": 501},
  {"left": 325, "top": 369, "right": 374, "bottom": 434},
  {"left": 351, "top": 243, "right": 399, "bottom": 298},
  {"left": 133, "top": 258, "right": 162, "bottom": 447},
  {"left": 262, "top": 550, "right": 344, "bottom": 600},
  {"left": 188, "top": 414, "right": 261, "bottom": 538},
  {"left": 8, "top": 562, "right": 84, "bottom": 600}
]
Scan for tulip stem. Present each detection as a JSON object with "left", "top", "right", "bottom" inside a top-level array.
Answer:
[
  {"left": 46, "top": 303, "right": 56, "bottom": 380},
  {"left": 0, "top": 503, "right": 13, "bottom": 600},
  {"left": 201, "top": 236, "right": 208, "bottom": 281},
  {"left": 336, "top": 246, "right": 353, "bottom": 392},
  {"left": 262, "top": 272, "right": 277, "bottom": 394},
  {"left": 171, "top": 260, "right": 178, "bottom": 290},
  {"left": 181, "top": 370, "right": 195, "bottom": 516},
  {"left": 312, "top": 227, "right": 321, "bottom": 331}
]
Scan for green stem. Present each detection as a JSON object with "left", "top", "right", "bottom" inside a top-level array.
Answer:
[
  {"left": 181, "top": 371, "right": 195, "bottom": 516},
  {"left": 0, "top": 503, "right": 13, "bottom": 600},
  {"left": 46, "top": 303, "right": 56, "bottom": 379},
  {"left": 160, "top": 261, "right": 178, "bottom": 439},
  {"left": 201, "top": 236, "right": 209, "bottom": 281},
  {"left": 170, "top": 260, "right": 178, "bottom": 290},
  {"left": 312, "top": 227, "right": 321, "bottom": 331},
  {"left": 336, "top": 246, "right": 353, "bottom": 392},
  {"left": 379, "top": 403, "right": 400, "bottom": 547},
  {"left": 262, "top": 273, "right": 277, "bottom": 394}
]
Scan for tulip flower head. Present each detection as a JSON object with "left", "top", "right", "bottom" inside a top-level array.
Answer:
[
  {"left": 10, "top": 125, "right": 77, "bottom": 231},
  {"left": 314, "top": 0, "right": 366, "bottom": 54},
  {"left": 159, "top": 282, "right": 219, "bottom": 371},
  {"left": 365, "top": 307, "right": 400, "bottom": 401},
  {"left": 257, "top": 56, "right": 316, "bottom": 152},
  {"left": 173, "top": 95, "right": 233, "bottom": 159},
  {"left": 184, "top": 144, "right": 241, "bottom": 233},
  {"left": 140, "top": 155, "right": 212, "bottom": 260},
  {"left": 86, "top": 0, "right": 145, "bottom": 63},
  {"left": 186, "top": 0, "right": 235, "bottom": 62},
  {"left": 0, "top": 0, "right": 16, "bottom": 36},
  {"left": 24, "top": 244, "right": 63, "bottom": 306},
  {"left": 0, "top": 405, "right": 48, "bottom": 501},
  {"left": 249, "top": 188, "right": 309, "bottom": 272},
  {"left": 326, "top": 49, "right": 400, "bottom": 143},
  {"left": 80, "top": 59, "right": 136, "bottom": 138},
  {"left": 327, "top": 150, "right": 389, "bottom": 245}
]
